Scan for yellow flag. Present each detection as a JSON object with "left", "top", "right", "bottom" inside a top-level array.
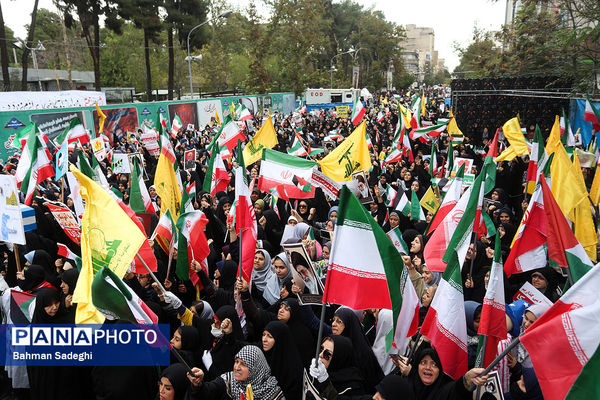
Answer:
[
  {"left": 319, "top": 121, "right": 371, "bottom": 182},
  {"left": 589, "top": 165, "right": 600, "bottom": 206},
  {"left": 214, "top": 109, "right": 221, "bottom": 125},
  {"left": 242, "top": 115, "right": 278, "bottom": 165},
  {"left": 70, "top": 166, "right": 146, "bottom": 324},
  {"left": 495, "top": 117, "right": 529, "bottom": 162},
  {"left": 154, "top": 152, "right": 182, "bottom": 220},
  {"left": 96, "top": 103, "right": 106, "bottom": 137},
  {"left": 546, "top": 116, "right": 588, "bottom": 218},
  {"left": 447, "top": 117, "right": 463, "bottom": 137},
  {"left": 570, "top": 152, "right": 597, "bottom": 261},
  {"left": 420, "top": 186, "right": 440, "bottom": 214},
  {"left": 398, "top": 104, "right": 412, "bottom": 128}
]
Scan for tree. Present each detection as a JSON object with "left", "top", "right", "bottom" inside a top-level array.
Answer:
[
  {"left": 245, "top": 1, "right": 269, "bottom": 93},
  {"left": 0, "top": 1, "right": 10, "bottom": 90},
  {"left": 453, "top": 27, "right": 502, "bottom": 79},
  {"left": 21, "top": 0, "right": 40, "bottom": 90}
]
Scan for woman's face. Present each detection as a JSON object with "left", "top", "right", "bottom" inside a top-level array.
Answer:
[
  {"left": 410, "top": 237, "right": 422, "bottom": 253},
  {"left": 418, "top": 355, "right": 440, "bottom": 386},
  {"left": 319, "top": 339, "right": 334, "bottom": 369},
  {"left": 233, "top": 358, "right": 250, "bottom": 381},
  {"left": 531, "top": 274, "right": 547, "bottom": 290},
  {"left": 499, "top": 212, "right": 510, "bottom": 224},
  {"left": 262, "top": 330, "right": 275, "bottom": 351},
  {"left": 222, "top": 202, "right": 231, "bottom": 215},
  {"left": 329, "top": 211, "right": 338, "bottom": 221},
  {"left": 158, "top": 377, "right": 175, "bottom": 400},
  {"left": 522, "top": 310, "right": 537, "bottom": 331},
  {"left": 277, "top": 303, "right": 291, "bottom": 322},
  {"left": 273, "top": 259, "right": 289, "bottom": 279},
  {"left": 491, "top": 191, "right": 499, "bottom": 201},
  {"left": 299, "top": 202, "right": 308, "bottom": 213},
  {"left": 421, "top": 266, "right": 433, "bottom": 284},
  {"left": 484, "top": 271, "right": 491, "bottom": 288},
  {"left": 322, "top": 246, "right": 330, "bottom": 261},
  {"left": 421, "top": 286, "right": 435, "bottom": 307},
  {"left": 331, "top": 315, "right": 345, "bottom": 335},
  {"left": 170, "top": 329, "right": 182, "bottom": 350},
  {"left": 466, "top": 244, "right": 475, "bottom": 260},
  {"left": 411, "top": 181, "right": 420, "bottom": 192},
  {"left": 44, "top": 300, "right": 60, "bottom": 317},
  {"left": 389, "top": 215, "right": 399, "bottom": 228},
  {"left": 280, "top": 286, "right": 289, "bottom": 299},
  {"left": 253, "top": 252, "right": 265, "bottom": 271},
  {"left": 60, "top": 280, "right": 69, "bottom": 295}
]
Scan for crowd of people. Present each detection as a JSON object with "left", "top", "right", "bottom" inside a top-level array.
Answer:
[{"left": 0, "top": 85, "right": 590, "bottom": 400}]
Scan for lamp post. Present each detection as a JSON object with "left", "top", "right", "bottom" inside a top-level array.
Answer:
[
  {"left": 23, "top": 40, "right": 45, "bottom": 91},
  {"left": 187, "top": 10, "right": 232, "bottom": 98},
  {"left": 330, "top": 49, "right": 355, "bottom": 88}
]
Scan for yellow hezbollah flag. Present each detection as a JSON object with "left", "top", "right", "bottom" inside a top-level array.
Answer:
[
  {"left": 495, "top": 117, "right": 529, "bottom": 162},
  {"left": 589, "top": 164, "right": 600, "bottom": 206},
  {"left": 398, "top": 104, "right": 412, "bottom": 127},
  {"left": 447, "top": 117, "right": 463, "bottom": 137},
  {"left": 570, "top": 152, "right": 597, "bottom": 261},
  {"left": 420, "top": 186, "right": 440, "bottom": 214},
  {"left": 154, "top": 152, "right": 182, "bottom": 220},
  {"left": 214, "top": 109, "right": 221, "bottom": 125},
  {"left": 70, "top": 166, "right": 146, "bottom": 324},
  {"left": 242, "top": 115, "right": 278, "bottom": 165},
  {"left": 547, "top": 116, "right": 588, "bottom": 218},
  {"left": 319, "top": 121, "right": 371, "bottom": 182},
  {"left": 96, "top": 103, "right": 106, "bottom": 137}
]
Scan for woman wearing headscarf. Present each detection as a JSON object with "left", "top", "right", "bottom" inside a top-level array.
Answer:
[
  {"left": 406, "top": 347, "right": 488, "bottom": 400},
  {"left": 17, "top": 264, "right": 55, "bottom": 293},
  {"left": 420, "top": 265, "right": 442, "bottom": 288},
  {"left": 157, "top": 363, "right": 189, "bottom": 400},
  {"left": 251, "top": 249, "right": 278, "bottom": 308},
  {"left": 374, "top": 374, "right": 415, "bottom": 400},
  {"left": 498, "top": 222, "right": 517, "bottom": 261},
  {"left": 170, "top": 325, "right": 203, "bottom": 368},
  {"left": 59, "top": 268, "right": 79, "bottom": 322},
  {"left": 263, "top": 252, "right": 293, "bottom": 306},
  {"left": 30, "top": 249, "right": 61, "bottom": 289},
  {"left": 309, "top": 335, "right": 367, "bottom": 399},
  {"left": 187, "top": 345, "right": 284, "bottom": 400},
  {"left": 203, "top": 305, "right": 245, "bottom": 380},
  {"left": 262, "top": 321, "right": 304, "bottom": 400},
  {"left": 462, "top": 241, "right": 492, "bottom": 303},
  {"left": 464, "top": 301, "right": 482, "bottom": 369},
  {"left": 332, "top": 307, "right": 384, "bottom": 393}
]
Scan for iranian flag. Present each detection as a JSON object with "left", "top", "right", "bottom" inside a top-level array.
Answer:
[
  {"left": 217, "top": 116, "right": 246, "bottom": 152},
  {"left": 376, "top": 111, "right": 385, "bottom": 123},
  {"left": 157, "top": 114, "right": 176, "bottom": 163},
  {"left": 203, "top": 141, "right": 230, "bottom": 197},
  {"left": 541, "top": 176, "right": 594, "bottom": 282},
  {"left": 504, "top": 179, "right": 548, "bottom": 277},
  {"left": 421, "top": 166, "right": 488, "bottom": 379},
  {"left": 477, "top": 234, "right": 506, "bottom": 367},
  {"left": 384, "top": 144, "right": 403, "bottom": 164},
  {"left": 584, "top": 94, "right": 600, "bottom": 133},
  {"left": 151, "top": 209, "right": 177, "bottom": 255},
  {"left": 116, "top": 199, "right": 158, "bottom": 274},
  {"left": 410, "top": 190, "right": 425, "bottom": 221},
  {"left": 288, "top": 133, "right": 309, "bottom": 157},
  {"left": 15, "top": 126, "right": 55, "bottom": 205},
  {"left": 175, "top": 210, "right": 210, "bottom": 284},
  {"left": 91, "top": 266, "right": 158, "bottom": 324},
  {"left": 327, "top": 129, "right": 343, "bottom": 140},
  {"left": 424, "top": 185, "right": 472, "bottom": 272},
  {"left": 234, "top": 141, "right": 257, "bottom": 282},
  {"left": 401, "top": 124, "right": 414, "bottom": 162},
  {"left": 129, "top": 156, "right": 157, "bottom": 214},
  {"left": 410, "top": 95, "right": 422, "bottom": 129},
  {"left": 384, "top": 184, "right": 398, "bottom": 207},
  {"left": 427, "top": 164, "right": 465, "bottom": 234},
  {"left": 520, "top": 262, "right": 600, "bottom": 400},
  {"left": 56, "top": 118, "right": 89, "bottom": 145},
  {"left": 395, "top": 191, "right": 411, "bottom": 217},
  {"left": 409, "top": 122, "right": 448, "bottom": 142},
  {"left": 258, "top": 148, "right": 316, "bottom": 199},
  {"left": 11, "top": 122, "right": 36, "bottom": 150},
  {"left": 170, "top": 114, "right": 182, "bottom": 138},
  {"left": 323, "top": 186, "right": 419, "bottom": 350},
  {"left": 387, "top": 227, "right": 409, "bottom": 254},
  {"left": 235, "top": 103, "right": 253, "bottom": 121},
  {"left": 524, "top": 126, "right": 547, "bottom": 194},
  {"left": 57, "top": 243, "right": 80, "bottom": 262},
  {"left": 351, "top": 99, "right": 366, "bottom": 126}
]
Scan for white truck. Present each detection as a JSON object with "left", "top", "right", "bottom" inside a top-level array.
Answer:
[{"left": 304, "top": 88, "right": 362, "bottom": 105}]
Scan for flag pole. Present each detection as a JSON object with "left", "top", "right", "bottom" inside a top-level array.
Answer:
[
  {"left": 165, "top": 239, "right": 174, "bottom": 281},
  {"left": 136, "top": 253, "right": 166, "bottom": 294},
  {"left": 314, "top": 302, "right": 327, "bottom": 365},
  {"left": 469, "top": 337, "right": 521, "bottom": 391},
  {"left": 474, "top": 335, "right": 488, "bottom": 400},
  {"left": 170, "top": 346, "right": 194, "bottom": 374},
  {"left": 237, "top": 228, "right": 244, "bottom": 280},
  {"left": 13, "top": 243, "right": 21, "bottom": 273},
  {"left": 468, "top": 231, "right": 477, "bottom": 281}
]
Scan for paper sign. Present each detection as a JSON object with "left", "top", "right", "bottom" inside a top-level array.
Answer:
[
  {"left": 141, "top": 126, "right": 160, "bottom": 156},
  {"left": 513, "top": 281, "right": 553, "bottom": 308},
  {"left": 184, "top": 149, "right": 196, "bottom": 171},
  {"left": 0, "top": 175, "right": 25, "bottom": 244},
  {"left": 452, "top": 157, "right": 474, "bottom": 176},
  {"left": 90, "top": 137, "right": 106, "bottom": 161},
  {"left": 335, "top": 105, "right": 349, "bottom": 118},
  {"left": 112, "top": 153, "right": 131, "bottom": 174},
  {"left": 45, "top": 202, "right": 81, "bottom": 245}
]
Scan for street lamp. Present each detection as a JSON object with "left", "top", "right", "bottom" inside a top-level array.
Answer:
[
  {"left": 22, "top": 40, "right": 45, "bottom": 91},
  {"left": 187, "top": 10, "right": 233, "bottom": 98},
  {"left": 330, "top": 49, "right": 355, "bottom": 88}
]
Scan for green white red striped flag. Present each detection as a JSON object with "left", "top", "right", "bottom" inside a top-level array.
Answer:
[{"left": 258, "top": 148, "right": 316, "bottom": 199}]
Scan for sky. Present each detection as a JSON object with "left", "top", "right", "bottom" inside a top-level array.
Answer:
[{"left": 4, "top": 0, "right": 506, "bottom": 71}]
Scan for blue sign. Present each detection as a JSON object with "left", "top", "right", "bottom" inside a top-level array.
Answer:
[
  {"left": 159, "top": 106, "right": 166, "bottom": 114},
  {"left": 4, "top": 117, "right": 25, "bottom": 129},
  {"left": 141, "top": 107, "right": 151, "bottom": 116},
  {"left": 1, "top": 324, "right": 170, "bottom": 366}
]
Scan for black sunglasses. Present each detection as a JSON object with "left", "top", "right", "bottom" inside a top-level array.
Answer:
[{"left": 320, "top": 347, "right": 332, "bottom": 361}]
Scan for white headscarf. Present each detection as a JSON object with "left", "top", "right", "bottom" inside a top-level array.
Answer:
[
  {"left": 251, "top": 250, "right": 277, "bottom": 303},
  {"left": 372, "top": 309, "right": 398, "bottom": 375},
  {"left": 263, "top": 253, "right": 292, "bottom": 305}
]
